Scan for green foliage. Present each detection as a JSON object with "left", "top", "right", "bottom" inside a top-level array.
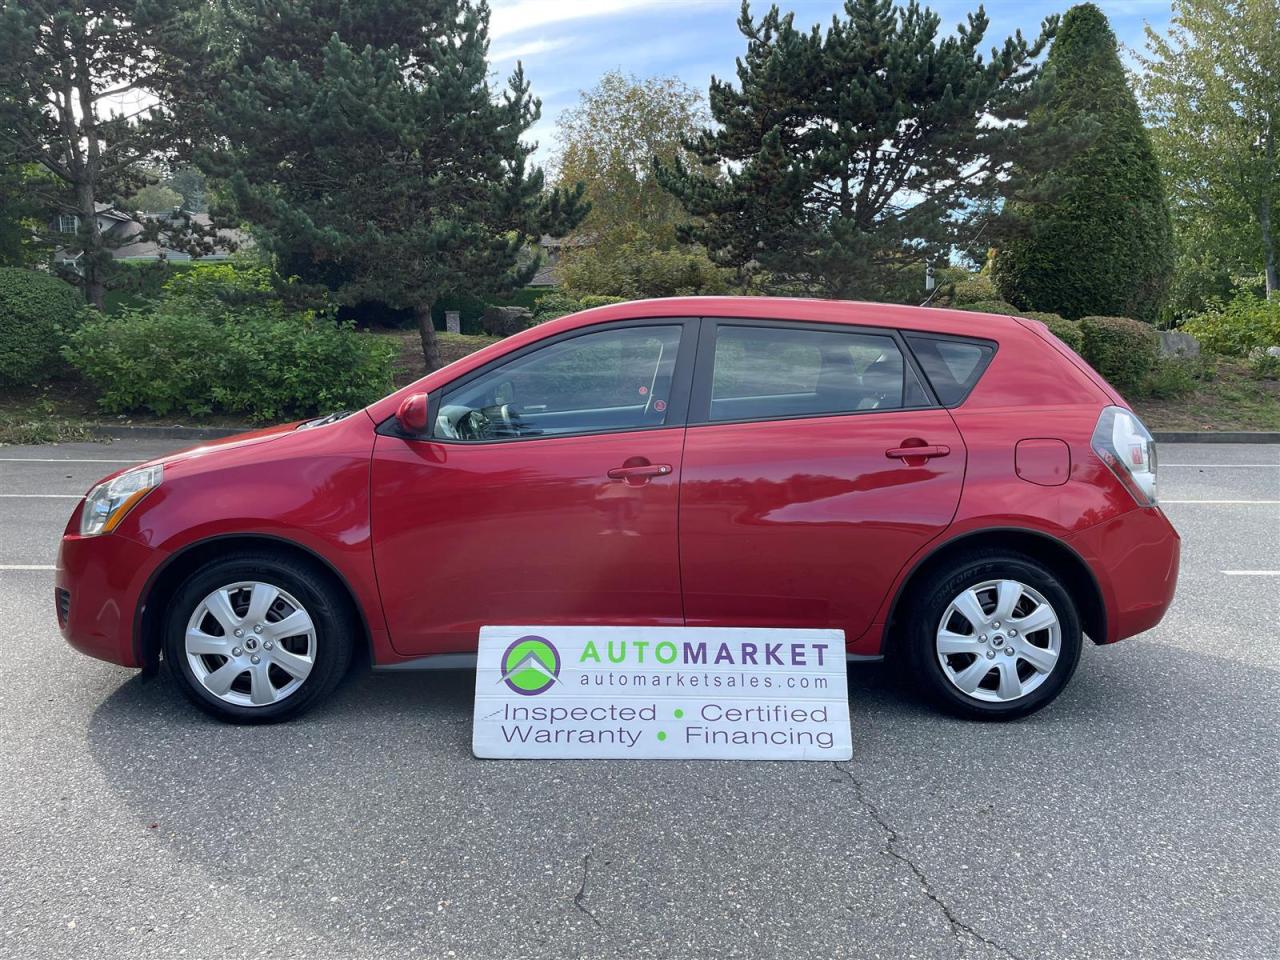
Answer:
[
  {"left": 1079, "top": 315, "right": 1160, "bottom": 392},
  {"left": 1143, "top": 357, "right": 1198, "bottom": 399},
  {"left": 67, "top": 282, "right": 395, "bottom": 421},
  {"left": 949, "top": 270, "right": 997, "bottom": 306},
  {"left": 187, "top": 0, "right": 587, "bottom": 369},
  {"left": 128, "top": 183, "right": 182, "bottom": 213},
  {"left": 1138, "top": 0, "right": 1279, "bottom": 300},
  {"left": 959, "top": 300, "right": 1024, "bottom": 316},
  {"left": 1181, "top": 292, "right": 1280, "bottom": 358},
  {"left": 0, "top": 268, "right": 84, "bottom": 385},
  {"left": 559, "top": 232, "right": 729, "bottom": 299},
  {"left": 657, "top": 0, "right": 1059, "bottom": 300},
  {"left": 993, "top": 4, "right": 1174, "bottom": 321},
  {"left": 1024, "top": 312, "right": 1084, "bottom": 352},
  {"left": 530, "top": 293, "right": 626, "bottom": 324}
]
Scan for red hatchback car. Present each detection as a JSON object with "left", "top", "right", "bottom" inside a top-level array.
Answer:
[{"left": 57, "top": 297, "right": 1179, "bottom": 722}]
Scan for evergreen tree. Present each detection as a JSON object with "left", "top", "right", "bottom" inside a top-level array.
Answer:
[
  {"left": 993, "top": 3, "right": 1174, "bottom": 321},
  {"left": 189, "top": 0, "right": 586, "bottom": 369},
  {"left": 657, "top": 0, "right": 1058, "bottom": 300},
  {"left": 0, "top": 0, "right": 218, "bottom": 306}
]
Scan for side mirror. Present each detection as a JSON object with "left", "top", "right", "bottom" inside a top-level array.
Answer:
[{"left": 395, "top": 393, "right": 430, "bottom": 435}]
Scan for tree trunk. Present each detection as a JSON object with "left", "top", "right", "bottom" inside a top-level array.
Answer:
[
  {"left": 78, "top": 181, "right": 106, "bottom": 310},
  {"left": 1261, "top": 197, "right": 1277, "bottom": 300},
  {"left": 416, "top": 302, "right": 443, "bottom": 371}
]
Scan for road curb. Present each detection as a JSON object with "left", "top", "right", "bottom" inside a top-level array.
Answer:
[
  {"left": 1152, "top": 431, "right": 1280, "bottom": 444},
  {"left": 89, "top": 423, "right": 246, "bottom": 441}
]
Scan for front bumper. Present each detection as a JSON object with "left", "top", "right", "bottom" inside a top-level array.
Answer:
[
  {"left": 1066, "top": 505, "right": 1181, "bottom": 644},
  {"left": 56, "top": 510, "right": 167, "bottom": 668}
]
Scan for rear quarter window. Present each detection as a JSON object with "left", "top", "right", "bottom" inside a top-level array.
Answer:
[{"left": 904, "top": 335, "right": 995, "bottom": 406}]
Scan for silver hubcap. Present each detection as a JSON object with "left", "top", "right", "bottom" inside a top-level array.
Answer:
[
  {"left": 185, "top": 581, "right": 316, "bottom": 707},
  {"left": 936, "top": 579, "right": 1062, "bottom": 704}
]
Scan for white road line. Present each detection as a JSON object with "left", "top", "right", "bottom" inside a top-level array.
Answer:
[
  {"left": 0, "top": 457, "right": 136, "bottom": 464},
  {"left": 1221, "top": 570, "right": 1280, "bottom": 576},
  {"left": 0, "top": 564, "right": 55, "bottom": 571},
  {"left": 1162, "top": 463, "right": 1280, "bottom": 468},
  {"left": 1162, "top": 499, "right": 1280, "bottom": 505}
]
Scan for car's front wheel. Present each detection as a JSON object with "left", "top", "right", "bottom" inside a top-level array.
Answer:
[
  {"left": 163, "top": 553, "right": 354, "bottom": 723},
  {"left": 905, "top": 551, "right": 1083, "bottom": 720}
]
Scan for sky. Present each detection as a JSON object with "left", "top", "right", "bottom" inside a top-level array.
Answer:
[{"left": 488, "top": 0, "right": 1176, "bottom": 167}]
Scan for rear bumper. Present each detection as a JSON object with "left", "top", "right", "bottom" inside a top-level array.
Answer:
[
  {"left": 1066, "top": 505, "right": 1180, "bottom": 644},
  {"left": 56, "top": 511, "right": 166, "bottom": 668}
]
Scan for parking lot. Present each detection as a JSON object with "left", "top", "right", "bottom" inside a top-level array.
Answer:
[{"left": 0, "top": 438, "right": 1276, "bottom": 960}]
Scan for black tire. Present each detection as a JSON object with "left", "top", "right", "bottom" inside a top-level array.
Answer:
[
  {"left": 905, "top": 550, "right": 1082, "bottom": 720},
  {"left": 163, "top": 552, "right": 355, "bottom": 723}
]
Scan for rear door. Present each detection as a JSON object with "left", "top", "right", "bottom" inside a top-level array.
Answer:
[
  {"left": 371, "top": 319, "right": 697, "bottom": 657},
  {"left": 678, "top": 319, "right": 967, "bottom": 648}
]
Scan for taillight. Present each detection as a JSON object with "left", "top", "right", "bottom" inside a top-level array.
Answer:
[{"left": 1091, "top": 406, "right": 1158, "bottom": 506}]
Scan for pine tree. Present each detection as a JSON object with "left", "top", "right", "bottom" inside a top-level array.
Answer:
[
  {"left": 993, "top": 3, "right": 1174, "bottom": 321},
  {"left": 657, "top": 0, "right": 1058, "bottom": 300},
  {"left": 0, "top": 0, "right": 219, "bottom": 306},
  {"left": 189, "top": 0, "right": 586, "bottom": 369}
]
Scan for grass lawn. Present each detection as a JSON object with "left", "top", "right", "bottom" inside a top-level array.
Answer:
[{"left": 1131, "top": 361, "right": 1280, "bottom": 432}]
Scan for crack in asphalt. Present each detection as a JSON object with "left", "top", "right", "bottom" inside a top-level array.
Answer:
[
  {"left": 573, "top": 853, "right": 604, "bottom": 930},
  {"left": 832, "top": 762, "right": 1026, "bottom": 960}
]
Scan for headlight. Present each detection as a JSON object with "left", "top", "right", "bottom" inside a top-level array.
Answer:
[{"left": 80, "top": 464, "right": 163, "bottom": 536}]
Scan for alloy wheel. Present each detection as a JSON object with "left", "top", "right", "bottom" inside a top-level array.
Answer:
[
  {"left": 935, "top": 578, "right": 1062, "bottom": 704},
  {"left": 184, "top": 581, "right": 317, "bottom": 707}
]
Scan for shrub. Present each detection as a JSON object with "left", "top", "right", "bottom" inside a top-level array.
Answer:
[
  {"left": 558, "top": 233, "right": 729, "bottom": 299},
  {"left": 1143, "top": 358, "right": 1198, "bottom": 399},
  {"left": 68, "top": 309, "right": 395, "bottom": 422},
  {"left": 958, "top": 299, "right": 1023, "bottom": 316},
  {"left": 531, "top": 293, "right": 626, "bottom": 324},
  {"left": 0, "top": 268, "right": 85, "bottom": 385},
  {"left": 1020, "top": 311, "right": 1083, "bottom": 353},
  {"left": 1079, "top": 315, "right": 1159, "bottom": 392},
  {"left": 949, "top": 270, "right": 997, "bottom": 306},
  {"left": 1181, "top": 292, "right": 1280, "bottom": 358}
]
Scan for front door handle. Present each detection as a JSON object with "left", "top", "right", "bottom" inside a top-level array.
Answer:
[
  {"left": 607, "top": 463, "right": 673, "bottom": 481},
  {"left": 885, "top": 444, "right": 951, "bottom": 460}
]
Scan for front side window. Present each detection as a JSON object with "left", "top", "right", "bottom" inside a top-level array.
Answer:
[
  {"left": 436, "top": 325, "right": 683, "bottom": 441},
  {"left": 708, "top": 324, "right": 928, "bottom": 422}
]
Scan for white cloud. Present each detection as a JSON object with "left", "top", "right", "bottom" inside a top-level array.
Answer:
[
  {"left": 489, "top": 0, "right": 725, "bottom": 40},
  {"left": 490, "top": 36, "right": 572, "bottom": 63}
]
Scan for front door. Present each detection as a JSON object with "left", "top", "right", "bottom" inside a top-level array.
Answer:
[
  {"left": 371, "top": 320, "right": 696, "bottom": 656},
  {"left": 678, "top": 319, "right": 966, "bottom": 649}
]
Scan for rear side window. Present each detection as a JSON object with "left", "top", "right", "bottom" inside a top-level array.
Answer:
[
  {"left": 708, "top": 324, "right": 929, "bottom": 422},
  {"left": 904, "top": 335, "right": 995, "bottom": 405}
]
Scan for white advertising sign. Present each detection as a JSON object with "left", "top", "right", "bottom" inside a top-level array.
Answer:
[{"left": 473, "top": 626, "right": 851, "bottom": 761}]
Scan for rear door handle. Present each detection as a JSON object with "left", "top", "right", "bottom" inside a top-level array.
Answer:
[
  {"left": 607, "top": 463, "right": 673, "bottom": 481},
  {"left": 885, "top": 444, "right": 950, "bottom": 460}
]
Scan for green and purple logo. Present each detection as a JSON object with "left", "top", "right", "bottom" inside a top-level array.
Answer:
[{"left": 498, "top": 636, "right": 561, "bottom": 696}]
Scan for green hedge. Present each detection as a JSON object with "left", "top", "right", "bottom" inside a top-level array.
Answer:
[
  {"left": 958, "top": 299, "right": 1023, "bottom": 316},
  {"left": 0, "top": 268, "right": 84, "bottom": 386},
  {"left": 68, "top": 310, "right": 396, "bottom": 422},
  {"left": 1080, "top": 315, "right": 1159, "bottom": 393},
  {"left": 1021, "top": 311, "right": 1084, "bottom": 353}
]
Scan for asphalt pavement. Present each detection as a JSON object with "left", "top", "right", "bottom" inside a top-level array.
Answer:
[{"left": 0, "top": 439, "right": 1276, "bottom": 960}]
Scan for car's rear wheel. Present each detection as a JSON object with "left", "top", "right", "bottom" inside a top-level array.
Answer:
[
  {"left": 905, "top": 551, "right": 1082, "bottom": 720},
  {"left": 163, "top": 554, "right": 354, "bottom": 723}
]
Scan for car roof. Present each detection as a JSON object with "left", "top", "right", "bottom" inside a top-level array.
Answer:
[
  {"left": 365, "top": 296, "right": 1023, "bottom": 422},
  {"left": 554, "top": 296, "right": 1017, "bottom": 340}
]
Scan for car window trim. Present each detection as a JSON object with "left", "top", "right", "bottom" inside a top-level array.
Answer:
[
  {"left": 381, "top": 317, "right": 702, "bottom": 445},
  {"left": 687, "top": 316, "right": 941, "bottom": 427},
  {"left": 900, "top": 330, "right": 999, "bottom": 408}
]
